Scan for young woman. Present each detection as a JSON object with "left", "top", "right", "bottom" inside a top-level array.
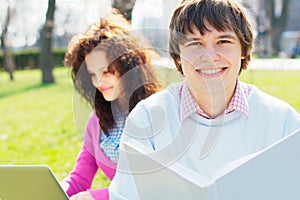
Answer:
[{"left": 61, "top": 10, "right": 161, "bottom": 200}]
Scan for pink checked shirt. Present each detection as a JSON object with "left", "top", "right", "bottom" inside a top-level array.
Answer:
[{"left": 176, "top": 80, "right": 253, "bottom": 121}]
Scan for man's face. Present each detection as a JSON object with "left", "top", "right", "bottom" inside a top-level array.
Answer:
[{"left": 178, "top": 23, "right": 244, "bottom": 98}]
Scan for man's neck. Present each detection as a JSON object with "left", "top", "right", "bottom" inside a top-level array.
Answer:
[{"left": 193, "top": 85, "right": 236, "bottom": 119}]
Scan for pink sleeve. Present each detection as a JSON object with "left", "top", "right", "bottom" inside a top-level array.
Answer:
[
  {"left": 62, "top": 112, "right": 99, "bottom": 197},
  {"left": 89, "top": 188, "right": 109, "bottom": 200},
  {"left": 62, "top": 111, "right": 116, "bottom": 199},
  {"left": 63, "top": 145, "right": 98, "bottom": 197}
]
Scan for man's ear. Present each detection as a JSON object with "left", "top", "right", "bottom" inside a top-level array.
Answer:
[
  {"left": 175, "top": 56, "right": 181, "bottom": 65},
  {"left": 175, "top": 56, "right": 185, "bottom": 76}
]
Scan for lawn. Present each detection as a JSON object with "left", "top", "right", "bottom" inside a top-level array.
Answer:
[{"left": 1, "top": 67, "right": 300, "bottom": 189}]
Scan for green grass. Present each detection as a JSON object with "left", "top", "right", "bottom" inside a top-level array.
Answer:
[
  {"left": 0, "top": 67, "right": 109, "bottom": 188},
  {"left": 1, "top": 67, "right": 300, "bottom": 189},
  {"left": 239, "top": 69, "right": 300, "bottom": 112}
]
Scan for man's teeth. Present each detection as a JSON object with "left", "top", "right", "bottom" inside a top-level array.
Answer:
[{"left": 199, "top": 68, "right": 222, "bottom": 75}]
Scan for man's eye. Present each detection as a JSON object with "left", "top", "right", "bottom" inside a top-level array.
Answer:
[
  {"left": 218, "top": 40, "right": 231, "bottom": 44},
  {"left": 186, "top": 41, "right": 201, "bottom": 47}
]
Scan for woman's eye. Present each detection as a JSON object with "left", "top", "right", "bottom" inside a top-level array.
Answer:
[
  {"left": 102, "top": 70, "right": 109, "bottom": 74},
  {"left": 99, "top": 67, "right": 109, "bottom": 74}
]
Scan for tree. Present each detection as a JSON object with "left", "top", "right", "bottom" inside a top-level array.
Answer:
[
  {"left": 255, "top": 0, "right": 290, "bottom": 56},
  {"left": 0, "top": 6, "right": 15, "bottom": 81},
  {"left": 265, "top": 0, "right": 290, "bottom": 56},
  {"left": 39, "top": 0, "right": 56, "bottom": 84},
  {"left": 112, "top": 0, "right": 137, "bottom": 21}
]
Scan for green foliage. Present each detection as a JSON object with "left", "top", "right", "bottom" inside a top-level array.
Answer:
[
  {"left": 0, "top": 67, "right": 300, "bottom": 189},
  {"left": 0, "top": 48, "right": 66, "bottom": 70}
]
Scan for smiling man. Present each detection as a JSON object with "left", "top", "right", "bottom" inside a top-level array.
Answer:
[
  {"left": 109, "top": 0, "right": 300, "bottom": 199},
  {"left": 178, "top": 22, "right": 245, "bottom": 118}
]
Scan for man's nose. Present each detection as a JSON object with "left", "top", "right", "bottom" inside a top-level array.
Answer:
[{"left": 200, "top": 45, "right": 219, "bottom": 61}]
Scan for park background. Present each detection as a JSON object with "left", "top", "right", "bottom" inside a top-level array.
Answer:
[{"left": 1, "top": 0, "right": 300, "bottom": 189}]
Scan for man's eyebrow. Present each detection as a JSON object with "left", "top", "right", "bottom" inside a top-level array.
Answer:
[
  {"left": 182, "top": 36, "right": 202, "bottom": 43},
  {"left": 217, "top": 33, "right": 238, "bottom": 40},
  {"left": 184, "top": 34, "right": 238, "bottom": 41},
  {"left": 181, "top": 33, "right": 239, "bottom": 45},
  {"left": 183, "top": 33, "right": 201, "bottom": 40}
]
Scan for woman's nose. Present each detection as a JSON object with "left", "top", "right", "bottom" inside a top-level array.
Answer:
[{"left": 94, "top": 74, "right": 103, "bottom": 87}]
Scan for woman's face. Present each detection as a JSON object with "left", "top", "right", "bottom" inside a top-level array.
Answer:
[{"left": 85, "top": 50, "right": 121, "bottom": 101}]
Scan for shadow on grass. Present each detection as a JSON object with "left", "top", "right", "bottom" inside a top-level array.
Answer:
[{"left": 0, "top": 83, "right": 56, "bottom": 99}]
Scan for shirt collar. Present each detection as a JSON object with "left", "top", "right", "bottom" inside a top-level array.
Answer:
[{"left": 176, "top": 80, "right": 252, "bottom": 122}]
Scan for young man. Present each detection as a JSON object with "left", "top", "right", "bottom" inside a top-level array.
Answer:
[{"left": 109, "top": 0, "right": 300, "bottom": 199}]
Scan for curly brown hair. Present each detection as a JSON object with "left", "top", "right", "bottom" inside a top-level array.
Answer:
[{"left": 64, "top": 10, "right": 161, "bottom": 133}]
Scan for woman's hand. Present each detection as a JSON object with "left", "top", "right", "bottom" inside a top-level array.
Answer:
[{"left": 70, "top": 191, "right": 94, "bottom": 200}]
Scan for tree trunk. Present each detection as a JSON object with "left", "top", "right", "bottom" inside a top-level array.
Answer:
[
  {"left": 39, "top": 0, "right": 56, "bottom": 84},
  {"left": 111, "top": 0, "right": 137, "bottom": 21},
  {"left": 266, "top": 0, "right": 290, "bottom": 56},
  {"left": 1, "top": 6, "right": 15, "bottom": 81},
  {"left": 2, "top": 45, "right": 15, "bottom": 81}
]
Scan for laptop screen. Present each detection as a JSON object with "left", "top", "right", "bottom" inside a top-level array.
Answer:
[{"left": 0, "top": 165, "right": 69, "bottom": 200}]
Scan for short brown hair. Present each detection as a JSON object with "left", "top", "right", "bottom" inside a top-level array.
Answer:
[{"left": 169, "top": 0, "right": 254, "bottom": 75}]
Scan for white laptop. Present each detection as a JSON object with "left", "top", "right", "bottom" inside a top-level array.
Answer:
[
  {"left": 0, "top": 165, "right": 69, "bottom": 200},
  {"left": 123, "top": 128, "right": 300, "bottom": 200}
]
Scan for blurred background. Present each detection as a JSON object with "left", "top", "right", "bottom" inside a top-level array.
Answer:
[
  {"left": 1, "top": 0, "right": 300, "bottom": 185},
  {"left": 1, "top": 0, "right": 300, "bottom": 83}
]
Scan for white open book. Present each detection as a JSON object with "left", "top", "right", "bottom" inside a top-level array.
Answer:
[{"left": 123, "top": 128, "right": 300, "bottom": 200}]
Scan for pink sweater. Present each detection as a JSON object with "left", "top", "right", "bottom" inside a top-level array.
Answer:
[{"left": 62, "top": 111, "right": 116, "bottom": 200}]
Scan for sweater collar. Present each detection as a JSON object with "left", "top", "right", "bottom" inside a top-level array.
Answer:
[{"left": 176, "top": 80, "right": 252, "bottom": 122}]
